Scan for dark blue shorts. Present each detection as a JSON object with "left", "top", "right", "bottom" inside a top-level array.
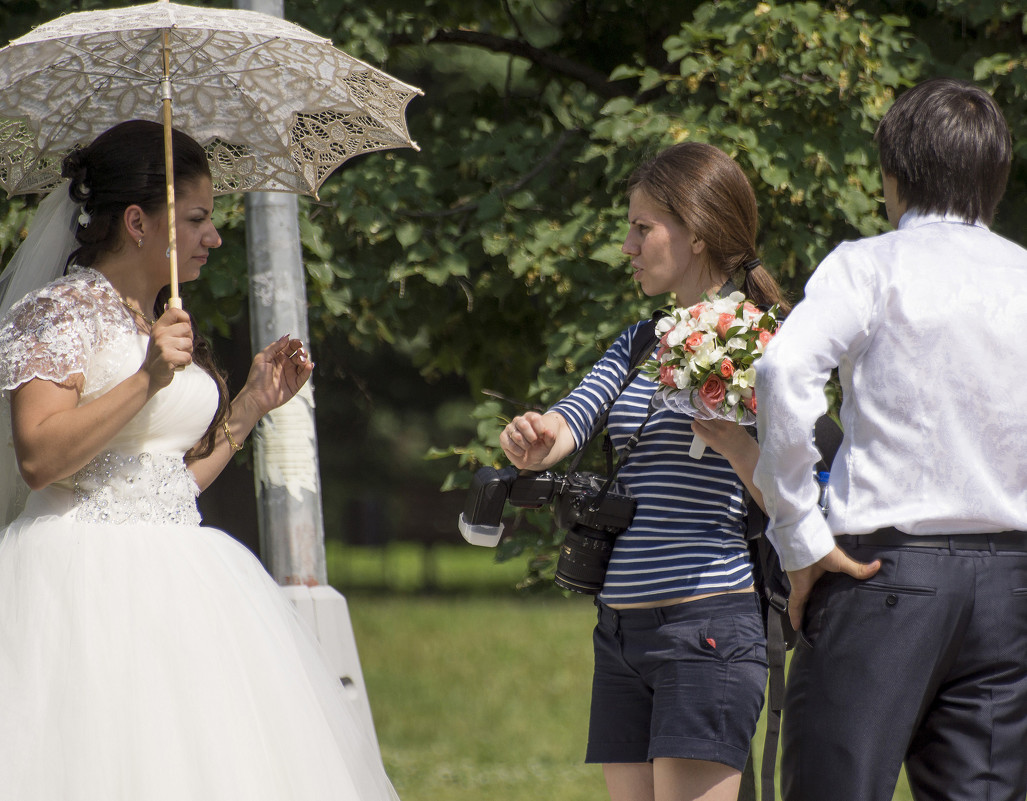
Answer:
[{"left": 586, "top": 592, "right": 767, "bottom": 770}]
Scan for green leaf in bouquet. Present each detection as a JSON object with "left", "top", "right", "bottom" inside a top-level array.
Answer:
[{"left": 760, "top": 306, "right": 782, "bottom": 330}]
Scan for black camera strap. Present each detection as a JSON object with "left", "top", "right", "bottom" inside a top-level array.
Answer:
[
  {"left": 567, "top": 309, "right": 668, "bottom": 511},
  {"left": 577, "top": 400, "right": 658, "bottom": 514}
]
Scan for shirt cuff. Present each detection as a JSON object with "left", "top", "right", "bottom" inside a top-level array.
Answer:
[{"left": 767, "top": 507, "right": 837, "bottom": 571}]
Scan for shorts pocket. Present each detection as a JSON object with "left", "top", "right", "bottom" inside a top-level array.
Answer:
[{"left": 700, "top": 612, "right": 766, "bottom": 664}]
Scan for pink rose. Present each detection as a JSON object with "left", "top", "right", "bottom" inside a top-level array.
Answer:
[
  {"left": 684, "top": 331, "right": 704, "bottom": 352},
  {"left": 758, "top": 330, "right": 773, "bottom": 347},
  {"left": 743, "top": 301, "right": 760, "bottom": 315},
  {"left": 659, "top": 362, "right": 677, "bottom": 388},
  {"left": 719, "top": 358, "right": 734, "bottom": 378},
  {"left": 698, "top": 375, "right": 726, "bottom": 409},
  {"left": 744, "top": 393, "right": 758, "bottom": 413},
  {"left": 657, "top": 344, "right": 671, "bottom": 360},
  {"left": 689, "top": 302, "right": 708, "bottom": 320},
  {"left": 716, "top": 312, "right": 736, "bottom": 339}
]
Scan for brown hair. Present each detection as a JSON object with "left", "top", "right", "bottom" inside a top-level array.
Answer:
[{"left": 627, "top": 142, "right": 790, "bottom": 314}]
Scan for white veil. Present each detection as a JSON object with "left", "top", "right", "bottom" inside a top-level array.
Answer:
[
  {"left": 0, "top": 181, "right": 79, "bottom": 319},
  {"left": 0, "top": 181, "right": 81, "bottom": 526}
]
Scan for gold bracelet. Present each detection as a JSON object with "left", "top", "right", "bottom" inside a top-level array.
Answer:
[{"left": 223, "top": 420, "right": 244, "bottom": 452}]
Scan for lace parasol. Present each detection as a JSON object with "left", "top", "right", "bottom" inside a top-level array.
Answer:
[{"left": 0, "top": 1, "right": 422, "bottom": 199}]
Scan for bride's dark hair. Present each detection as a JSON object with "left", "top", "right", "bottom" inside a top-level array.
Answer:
[{"left": 61, "top": 120, "right": 229, "bottom": 461}]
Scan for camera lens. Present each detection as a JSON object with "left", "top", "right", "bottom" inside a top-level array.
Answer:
[{"left": 553, "top": 525, "right": 618, "bottom": 594}]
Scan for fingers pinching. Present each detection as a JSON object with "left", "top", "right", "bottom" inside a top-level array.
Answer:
[
  {"left": 500, "top": 423, "right": 517, "bottom": 452},
  {"left": 501, "top": 421, "right": 528, "bottom": 458},
  {"left": 509, "top": 417, "right": 535, "bottom": 449},
  {"left": 268, "top": 335, "right": 311, "bottom": 365}
]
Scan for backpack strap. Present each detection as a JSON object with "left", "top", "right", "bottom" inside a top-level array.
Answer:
[
  {"left": 745, "top": 412, "right": 843, "bottom": 800},
  {"left": 742, "top": 495, "right": 789, "bottom": 801},
  {"left": 627, "top": 310, "right": 667, "bottom": 372},
  {"left": 814, "top": 412, "right": 843, "bottom": 472}
]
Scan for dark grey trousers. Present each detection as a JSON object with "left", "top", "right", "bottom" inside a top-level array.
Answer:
[{"left": 781, "top": 540, "right": 1027, "bottom": 801}]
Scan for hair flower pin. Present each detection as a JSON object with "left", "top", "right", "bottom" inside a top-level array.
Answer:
[{"left": 77, "top": 207, "right": 91, "bottom": 227}]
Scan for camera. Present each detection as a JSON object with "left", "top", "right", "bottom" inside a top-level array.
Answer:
[{"left": 458, "top": 466, "right": 636, "bottom": 594}]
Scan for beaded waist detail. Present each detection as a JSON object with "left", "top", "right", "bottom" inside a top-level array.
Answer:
[{"left": 72, "top": 451, "right": 201, "bottom": 526}]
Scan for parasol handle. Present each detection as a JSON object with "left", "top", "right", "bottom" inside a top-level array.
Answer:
[{"left": 161, "top": 29, "right": 181, "bottom": 310}]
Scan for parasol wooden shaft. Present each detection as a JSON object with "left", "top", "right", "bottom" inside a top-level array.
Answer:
[{"left": 161, "top": 27, "right": 181, "bottom": 310}]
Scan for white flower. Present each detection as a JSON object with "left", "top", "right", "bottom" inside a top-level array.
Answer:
[
  {"left": 692, "top": 340, "right": 724, "bottom": 368},
  {"left": 734, "top": 367, "right": 757, "bottom": 390},
  {"left": 666, "top": 323, "right": 688, "bottom": 348},
  {"left": 695, "top": 308, "right": 719, "bottom": 329},
  {"left": 704, "top": 292, "right": 742, "bottom": 317},
  {"left": 691, "top": 349, "right": 714, "bottom": 370}
]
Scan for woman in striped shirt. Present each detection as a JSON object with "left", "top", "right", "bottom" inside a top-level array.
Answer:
[{"left": 500, "top": 142, "right": 790, "bottom": 801}]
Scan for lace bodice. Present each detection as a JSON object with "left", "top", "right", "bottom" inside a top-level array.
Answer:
[
  {"left": 1, "top": 266, "right": 144, "bottom": 395},
  {"left": 0, "top": 267, "right": 219, "bottom": 526}
]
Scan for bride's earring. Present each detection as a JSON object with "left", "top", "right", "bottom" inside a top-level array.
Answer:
[{"left": 137, "top": 238, "right": 143, "bottom": 248}]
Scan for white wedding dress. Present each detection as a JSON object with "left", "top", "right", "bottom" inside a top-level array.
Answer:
[{"left": 0, "top": 267, "right": 399, "bottom": 801}]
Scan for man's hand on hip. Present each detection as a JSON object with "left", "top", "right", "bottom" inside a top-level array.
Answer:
[{"left": 787, "top": 545, "right": 881, "bottom": 632}]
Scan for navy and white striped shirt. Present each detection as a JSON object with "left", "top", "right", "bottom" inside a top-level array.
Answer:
[{"left": 550, "top": 321, "right": 754, "bottom": 605}]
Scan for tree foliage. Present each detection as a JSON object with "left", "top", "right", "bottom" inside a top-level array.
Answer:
[
  {"left": 1, "top": 0, "right": 1025, "bottom": 584},
  {"left": 287, "top": 0, "right": 1026, "bottom": 586}
]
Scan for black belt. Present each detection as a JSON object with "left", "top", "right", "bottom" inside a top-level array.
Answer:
[{"left": 838, "top": 527, "right": 1027, "bottom": 553}]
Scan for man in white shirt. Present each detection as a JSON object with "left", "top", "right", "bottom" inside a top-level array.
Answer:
[{"left": 753, "top": 77, "right": 1027, "bottom": 801}]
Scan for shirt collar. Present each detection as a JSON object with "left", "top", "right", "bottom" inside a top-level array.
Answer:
[{"left": 897, "top": 209, "right": 989, "bottom": 231}]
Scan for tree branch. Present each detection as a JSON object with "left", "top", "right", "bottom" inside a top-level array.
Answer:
[
  {"left": 399, "top": 128, "right": 580, "bottom": 219},
  {"left": 501, "top": 0, "right": 527, "bottom": 43},
  {"left": 390, "top": 29, "right": 633, "bottom": 99}
]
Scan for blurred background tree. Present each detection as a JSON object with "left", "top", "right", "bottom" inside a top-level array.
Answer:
[{"left": 1, "top": 0, "right": 1024, "bottom": 582}]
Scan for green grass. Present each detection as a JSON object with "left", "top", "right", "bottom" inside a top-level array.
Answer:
[
  {"left": 329, "top": 541, "right": 914, "bottom": 801},
  {"left": 327, "top": 538, "right": 528, "bottom": 596}
]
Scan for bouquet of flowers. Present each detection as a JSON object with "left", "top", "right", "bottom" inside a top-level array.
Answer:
[{"left": 641, "top": 291, "right": 780, "bottom": 458}]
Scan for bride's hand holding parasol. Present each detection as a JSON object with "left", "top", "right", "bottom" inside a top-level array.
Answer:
[{"left": 140, "top": 307, "right": 195, "bottom": 393}]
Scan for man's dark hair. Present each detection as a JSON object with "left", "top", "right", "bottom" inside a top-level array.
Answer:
[{"left": 874, "top": 77, "right": 1011, "bottom": 224}]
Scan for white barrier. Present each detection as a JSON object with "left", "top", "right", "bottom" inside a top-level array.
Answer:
[{"left": 281, "top": 584, "right": 380, "bottom": 753}]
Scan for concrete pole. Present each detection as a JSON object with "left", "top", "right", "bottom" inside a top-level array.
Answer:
[
  {"left": 233, "top": 0, "right": 381, "bottom": 747},
  {"left": 233, "top": 0, "right": 324, "bottom": 586},
  {"left": 244, "top": 191, "right": 327, "bottom": 586}
]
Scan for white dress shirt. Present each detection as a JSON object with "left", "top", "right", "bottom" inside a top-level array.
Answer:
[{"left": 753, "top": 211, "right": 1027, "bottom": 571}]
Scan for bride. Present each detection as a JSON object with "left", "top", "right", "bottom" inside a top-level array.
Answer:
[{"left": 0, "top": 119, "right": 400, "bottom": 801}]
